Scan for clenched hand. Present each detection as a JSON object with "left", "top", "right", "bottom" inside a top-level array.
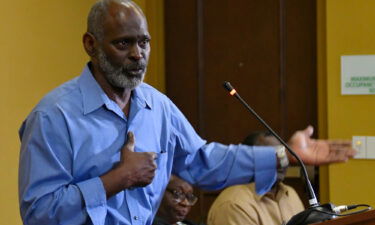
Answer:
[{"left": 100, "top": 132, "right": 157, "bottom": 198}]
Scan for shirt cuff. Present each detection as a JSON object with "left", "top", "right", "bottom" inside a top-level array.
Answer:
[
  {"left": 77, "top": 177, "right": 107, "bottom": 225},
  {"left": 253, "top": 146, "right": 277, "bottom": 195}
]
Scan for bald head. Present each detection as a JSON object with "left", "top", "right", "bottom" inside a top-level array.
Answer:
[
  {"left": 83, "top": 0, "right": 150, "bottom": 90},
  {"left": 168, "top": 175, "right": 192, "bottom": 189},
  {"left": 87, "top": 0, "right": 145, "bottom": 40}
]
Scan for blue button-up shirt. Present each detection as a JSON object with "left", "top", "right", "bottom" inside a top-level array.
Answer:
[{"left": 19, "top": 65, "right": 277, "bottom": 225}]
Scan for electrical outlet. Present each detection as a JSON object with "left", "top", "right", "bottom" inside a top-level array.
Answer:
[
  {"left": 366, "top": 136, "right": 375, "bottom": 159},
  {"left": 352, "top": 136, "right": 366, "bottom": 159}
]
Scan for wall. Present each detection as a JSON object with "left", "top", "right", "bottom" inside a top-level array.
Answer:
[
  {"left": 317, "top": 0, "right": 375, "bottom": 207},
  {"left": 0, "top": 0, "right": 164, "bottom": 224}
]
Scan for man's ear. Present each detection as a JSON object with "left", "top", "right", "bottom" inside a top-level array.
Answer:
[{"left": 83, "top": 32, "right": 97, "bottom": 57}]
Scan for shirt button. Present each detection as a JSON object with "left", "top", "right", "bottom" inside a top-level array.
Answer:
[{"left": 134, "top": 216, "right": 139, "bottom": 220}]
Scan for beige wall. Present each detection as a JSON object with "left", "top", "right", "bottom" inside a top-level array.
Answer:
[
  {"left": 0, "top": 1, "right": 164, "bottom": 224},
  {"left": 318, "top": 0, "right": 375, "bottom": 207}
]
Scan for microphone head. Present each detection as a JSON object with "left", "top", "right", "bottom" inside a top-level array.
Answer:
[
  {"left": 223, "top": 81, "right": 237, "bottom": 96},
  {"left": 223, "top": 81, "right": 234, "bottom": 92}
]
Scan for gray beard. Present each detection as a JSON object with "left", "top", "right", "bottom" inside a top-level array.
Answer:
[{"left": 97, "top": 48, "right": 145, "bottom": 90}]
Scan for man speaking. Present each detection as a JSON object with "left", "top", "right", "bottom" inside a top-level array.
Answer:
[{"left": 18, "top": 0, "right": 355, "bottom": 224}]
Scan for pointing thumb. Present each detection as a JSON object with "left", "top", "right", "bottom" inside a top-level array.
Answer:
[
  {"left": 125, "top": 131, "right": 135, "bottom": 152},
  {"left": 304, "top": 125, "right": 314, "bottom": 137}
]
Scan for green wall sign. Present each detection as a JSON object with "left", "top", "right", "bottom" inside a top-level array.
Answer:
[{"left": 341, "top": 55, "right": 375, "bottom": 95}]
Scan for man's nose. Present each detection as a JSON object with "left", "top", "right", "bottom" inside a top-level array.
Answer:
[
  {"left": 179, "top": 198, "right": 190, "bottom": 207},
  {"left": 129, "top": 44, "right": 143, "bottom": 61}
]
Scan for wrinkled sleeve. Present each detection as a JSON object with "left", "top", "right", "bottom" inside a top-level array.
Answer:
[
  {"left": 18, "top": 111, "right": 107, "bottom": 225},
  {"left": 169, "top": 101, "right": 276, "bottom": 194}
]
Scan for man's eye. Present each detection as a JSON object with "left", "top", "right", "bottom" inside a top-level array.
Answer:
[
  {"left": 117, "top": 40, "right": 129, "bottom": 48},
  {"left": 139, "top": 39, "right": 150, "bottom": 48}
]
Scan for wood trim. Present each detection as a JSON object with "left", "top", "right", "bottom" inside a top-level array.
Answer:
[
  {"left": 279, "top": 0, "right": 287, "bottom": 138},
  {"left": 197, "top": 0, "right": 205, "bottom": 135},
  {"left": 312, "top": 209, "right": 375, "bottom": 225}
]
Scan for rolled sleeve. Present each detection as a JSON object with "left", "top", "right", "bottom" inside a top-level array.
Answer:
[
  {"left": 77, "top": 177, "right": 107, "bottom": 225},
  {"left": 176, "top": 143, "right": 277, "bottom": 193}
]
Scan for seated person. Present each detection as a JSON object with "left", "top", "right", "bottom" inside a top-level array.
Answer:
[
  {"left": 154, "top": 175, "right": 199, "bottom": 225},
  {"left": 207, "top": 131, "right": 304, "bottom": 225}
]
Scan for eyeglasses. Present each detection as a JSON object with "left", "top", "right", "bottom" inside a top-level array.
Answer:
[{"left": 166, "top": 188, "right": 198, "bottom": 206}]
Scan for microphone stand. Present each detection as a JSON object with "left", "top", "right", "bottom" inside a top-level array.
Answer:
[{"left": 223, "top": 81, "right": 336, "bottom": 225}]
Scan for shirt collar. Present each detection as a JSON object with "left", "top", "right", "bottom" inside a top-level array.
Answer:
[
  {"left": 249, "top": 182, "right": 289, "bottom": 201},
  {"left": 132, "top": 84, "right": 153, "bottom": 110},
  {"left": 78, "top": 64, "right": 111, "bottom": 115},
  {"left": 78, "top": 63, "right": 152, "bottom": 115}
]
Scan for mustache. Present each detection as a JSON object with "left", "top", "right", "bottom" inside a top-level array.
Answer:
[{"left": 125, "top": 62, "right": 146, "bottom": 71}]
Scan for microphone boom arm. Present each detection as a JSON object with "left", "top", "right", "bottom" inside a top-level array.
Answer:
[
  {"left": 223, "top": 81, "right": 318, "bottom": 207},
  {"left": 223, "top": 81, "right": 372, "bottom": 224}
]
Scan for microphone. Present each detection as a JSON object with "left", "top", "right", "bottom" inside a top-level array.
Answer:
[
  {"left": 223, "top": 81, "right": 335, "bottom": 224},
  {"left": 333, "top": 204, "right": 372, "bottom": 214}
]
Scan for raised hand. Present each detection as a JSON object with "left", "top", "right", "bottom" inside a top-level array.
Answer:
[
  {"left": 100, "top": 131, "right": 157, "bottom": 198},
  {"left": 287, "top": 126, "right": 357, "bottom": 165}
]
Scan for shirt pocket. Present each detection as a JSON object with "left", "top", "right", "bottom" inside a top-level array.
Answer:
[{"left": 145, "top": 150, "right": 170, "bottom": 205}]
